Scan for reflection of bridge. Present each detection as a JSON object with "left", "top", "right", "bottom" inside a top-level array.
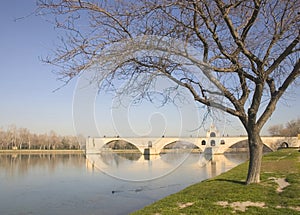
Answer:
[
  {"left": 85, "top": 152, "right": 249, "bottom": 182},
  {"left": 86, "top": 126, "right": 299, "bottom": 155}
]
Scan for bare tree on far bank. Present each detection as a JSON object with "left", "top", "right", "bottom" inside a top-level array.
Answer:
[
  {"left": 36, "top": 0, "right": 299, "bottom": 184},
  {"left": 268, "top": 118, "right": 300, "bottom": 137},
  {"left": 0, "top": 125, "right": 83, "bottom": 150}
]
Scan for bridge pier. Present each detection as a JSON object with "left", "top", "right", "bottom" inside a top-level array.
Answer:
[
  {"left": 143, "top": 148, "right": 159, "bottom": 155},
  {"left": 203, "top": 147, "right": 214, "bottom": 160}
]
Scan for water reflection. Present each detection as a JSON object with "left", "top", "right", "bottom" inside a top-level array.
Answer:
[
  {"left": 86, "top": 151, "right": 249, "bottom": 181},
  {"left": 0, "top": 152, "right": 249, "bottom": 215},
  {"left": 0, "top": 152, "right": 248, "bottom": 181},
  {"left": 0, "top": 153, "right": 85, "bottom": 178}
]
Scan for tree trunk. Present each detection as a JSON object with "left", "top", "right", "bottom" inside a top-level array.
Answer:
[{"left": 246, "top": 130, "right": 264, "bottom": 184}]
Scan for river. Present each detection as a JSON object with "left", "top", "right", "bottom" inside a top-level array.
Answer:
[{"left": 0, "top": 151, "right": 248, "bottom": 215}]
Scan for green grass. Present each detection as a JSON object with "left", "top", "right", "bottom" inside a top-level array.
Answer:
[{"left": 131, "top": 149, "right": 300, "bottom": 215}]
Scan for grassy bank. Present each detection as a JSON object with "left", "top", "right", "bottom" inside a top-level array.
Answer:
[{"left": 132, "top": 149, "right": 300, "bottom": 215}]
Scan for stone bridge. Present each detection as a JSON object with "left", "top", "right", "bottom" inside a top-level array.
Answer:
[{"left": 86, "top": 126, "right": 299, "bottom": 155}]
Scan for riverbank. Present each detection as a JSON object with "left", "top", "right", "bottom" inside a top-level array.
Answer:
[
  {"left": 131, "top": 149, "right": 300, "bottom": 215},
  {"left": 0, "top": 149, "right": 84, "bottom": 154}
]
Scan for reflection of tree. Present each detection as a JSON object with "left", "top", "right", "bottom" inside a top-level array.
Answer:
[
  {"left": 0, "top": 154, "right": 85, "bottom": 178},
  {"left": 159, "top": 153, "right": 190, "bottom": 165},
  {"left": 223, "top": 153, "right": 250, "bottom": 165},
  {"left": 99, "top": 152, "right": 122, "bottom": 167},
  {"left": 99, "top": 152, "right": 142, "bottom": 166},
  {"left": 116, "top": 153, "right": 141, "bottom": 161}
]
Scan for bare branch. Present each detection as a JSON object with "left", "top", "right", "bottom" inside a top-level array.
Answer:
[
  {"left": 36, "top": 0, "right": 300, "bottom": 185},
  {"left": 258, "top": 59, "right": 300, "bottom": 130},
  {"left": 266, "top": 33, "right": 300, "bottom": 76},
  {"left": 215, "top": 0, "right": 263, "bottom": 70}
]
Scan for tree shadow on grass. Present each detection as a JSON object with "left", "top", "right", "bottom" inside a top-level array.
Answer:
[{"left": 214, "top": 179, "right": 246, "bottom": 185}]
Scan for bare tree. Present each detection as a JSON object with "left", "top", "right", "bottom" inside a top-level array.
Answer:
[
  {"left": 30, "top": 134, "right": 40, "bottom": 149},
  {"left": 269, "top": 118, "right": 300, "bottom": 137},
  {"left": 285, "top": 118, "right": 300, "bottom": 136},
  {"left": 268, "top": 124, "right": 284, "bottom": 136},
  {"left": 7, "top": 124, "right": 18, "bottom": 149},
  {"left": 0, "top": 128, "right": 6, "bottom": 149},
  {"left": 18, "top": 127, "right": 30, "bottom": 149},
  {"left": 36, "top": 0, "right": 300, "bottom": 184},
  {"left": 0, "top": 125, "right": 82, "bottom": 150},
  {"left": 37, "top": 133, "right": 47, "bottom": 150},
  {"left": 49, "top": 130, "right": 59, "bottom": 149}
]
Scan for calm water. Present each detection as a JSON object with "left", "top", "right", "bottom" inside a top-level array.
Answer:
[{"left": 0, "top": 152, "right": 248, "bottom": 215}]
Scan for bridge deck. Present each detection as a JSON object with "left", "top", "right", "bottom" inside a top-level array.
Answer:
[{"left": 86, "top": 136, "right": 299, "bottom": 155}]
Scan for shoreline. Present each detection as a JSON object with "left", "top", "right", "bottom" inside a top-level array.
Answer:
[{"left": 131, "top": 148, "right": 300, "bottom": 214}]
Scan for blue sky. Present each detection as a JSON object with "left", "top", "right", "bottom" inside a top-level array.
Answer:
[
  {"left": 0, "top": 1, "right": 299, "bottom": 137},
  {"left": 0, "top": 1, "right": 76, "bottom": 135}
]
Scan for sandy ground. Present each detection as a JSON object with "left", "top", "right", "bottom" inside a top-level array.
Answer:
[
  {"left": 217, "top": 201, "right": 266, "bottom": 212},
  {"left": 269, "top": 177, "right": 290, "bottom": 192},
  {"left": 216, "top": 177, "right": 293, "bottom": 212}
]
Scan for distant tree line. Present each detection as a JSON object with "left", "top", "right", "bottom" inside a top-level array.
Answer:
[
  {"left": 0, "top": 125, "right": 84, "bottom": 150},
  {"left": 268, "top": 118, "right": 300, "bottom": 137}
]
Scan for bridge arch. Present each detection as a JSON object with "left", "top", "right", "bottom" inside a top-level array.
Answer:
[
  {"left": 279, "top": 142, "right": 289, "bottom": 149},
  {"left": 102, "top": 140, "right": 140, "bottom": 150},
  {"left": 163, "top": 141, "right": 180, "bottom": 149},
  {"left": 162, "top": 141, "right": 199, "bottom": 150},
  {"left": 86, "top": 137, "right": 147, "bottom": 154},
  {"left": 225, "top": 139, "right": 273, "bottom": 153},
  {"left": 102, "top": 140, "right": 119, "bottom": 149}
]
